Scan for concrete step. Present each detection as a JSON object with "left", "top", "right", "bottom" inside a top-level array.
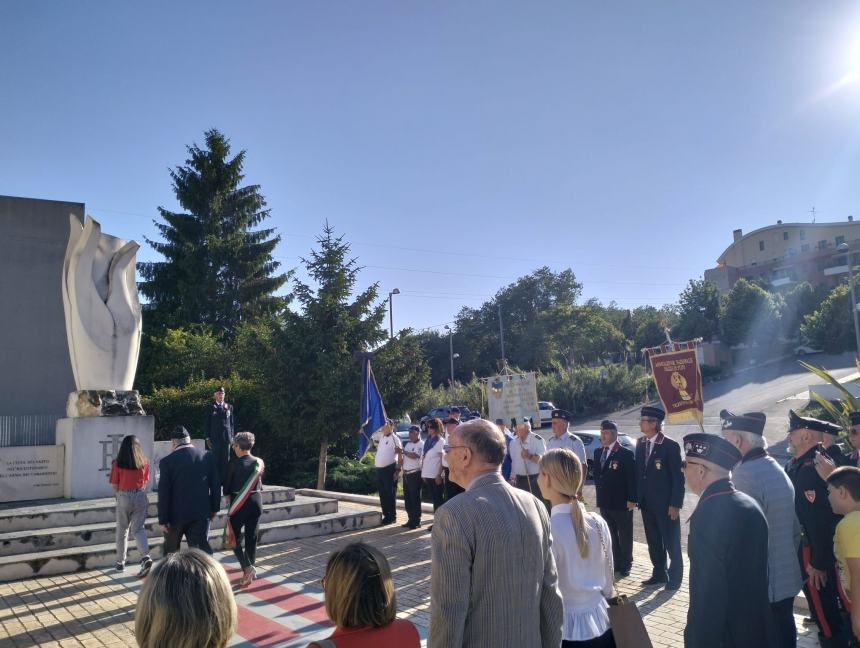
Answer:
[
  {"left": 0, "top": 486, "right": 295, "bottom": 533},
  {"left": 0, "top": 494, "right": 337, "bottom": 555},
  {"left": 0, "top": 503, "right": 381, "bottom": 581}
]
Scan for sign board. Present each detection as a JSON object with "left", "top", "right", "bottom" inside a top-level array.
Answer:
[
  {"left": 0, "top": 445, "right": 65, "bottom": 502},
  {"left": 485, "top": 373, "right": 540, "bottom": 426}
]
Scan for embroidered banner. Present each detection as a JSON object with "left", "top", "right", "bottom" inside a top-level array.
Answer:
[{"left": 648, "top": 347, "right": 704, "bottom": 424}]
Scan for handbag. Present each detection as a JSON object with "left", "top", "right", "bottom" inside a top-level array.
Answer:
[{"left": 595, "top": 515, "right": 653, "bottom": 648}]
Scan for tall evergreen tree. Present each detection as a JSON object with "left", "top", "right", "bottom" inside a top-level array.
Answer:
[
  {"left": 138, "top": 129, "right": 289, "bottom": 333},
  {"left": 280, "top": 224, "right": 387, "bottom": 487}
]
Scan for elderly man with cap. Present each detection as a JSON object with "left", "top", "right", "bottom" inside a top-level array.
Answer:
[
  {"left": 442, "top": 417, "right": 466, "bottom": 501},
  {"left": 786, "top": 409, "right": 849, "bottom": 647},
  {"left": 636, "top": 405, "right": 685, "bottom": 590},
  {"left": 401, "top": 425, "right": 424, "bottom": 529},
  {"left": 813, "top": 411, "right": 860, "bottom": 484},
  {"left": 593, "top": 419, "right": 637, "bottom": 577},
  {"left": 682, "top": 432, "right": 773, "bottom": 648},
  {"left": 721, "top": 410, "right": 802, "bottom": 648},
  {"left": 509, "top": 417, "right": 547, "bottom": 496},
  {"left": 204, "top": 385, "right": 235, "bottom": 492},
  {"left": 157, "top": 425, "right": 221, "bottom": 555},
  {"left": 546, "top": 408, "right": 587, "bottom": 465},
  {"left": 374, "top": 418, "right": 403, "bottom": 525}
]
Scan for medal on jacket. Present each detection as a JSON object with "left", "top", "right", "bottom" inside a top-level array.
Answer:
[
  {"left": 611, "top": 460, "right": 619, "bottom": 470},
  {"left": 804, "top": 490, "right": 816, "bottom": 503},
  {"left": 655, "top": 459, "right": 662, "bottom": 470}
]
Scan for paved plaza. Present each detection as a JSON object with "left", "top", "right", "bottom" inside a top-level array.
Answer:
[{"left": 0, "top": 500, "right": 822, "bottom": 648}]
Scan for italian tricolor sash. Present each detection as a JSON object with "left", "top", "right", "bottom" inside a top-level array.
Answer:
[{"left": 223, "top": 458, "right": 265, "bottom": 549}]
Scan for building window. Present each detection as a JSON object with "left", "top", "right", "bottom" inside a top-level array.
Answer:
[
  {"left": 801, "top": 243, "right": 810, "bottom": 252},
  {"left": 836, "top": 235, "right": 846, "bottom": 246},
  {"left": 759, "top": 240, "right": 765, "bottom": 251},
  {"left": 819, "top": 240, "right": 829, "bottom": 250},
  {"left": 783, "top": 232, "right": 789, "bottom": 240},
  {"left": 800, "top": 230, "right": 806, "bottom": 240},
  {"left": 789, "top": 247, "right": 797, "bottom": 256}
]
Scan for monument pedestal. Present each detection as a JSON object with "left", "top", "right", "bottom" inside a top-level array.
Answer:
[{"left": 55, "top": 416, "right": 154, "bottom": 499}]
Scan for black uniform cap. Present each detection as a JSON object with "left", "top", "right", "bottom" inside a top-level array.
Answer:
[
  {"left": 719, "top": 409, "right": 766, "bottom": 436},
  {"left": 551, "top": 409, "right": 572, "bottom": 422},
  {"left": 788, "top": 409, "right": 841, "bottom": 436},
  {"left": 683, "top": 433, "right": 742, "bottom": 470},
  {"left": 171, "top": 425, "right": 191, "bottom": 442},
  {"left": 850, "top": 411, "right": 860, "bottom": 426},
  {"left": 214, "top": 386, "right": 225, "bottom": 393},
  {"left": 640, "top": 406, "right": 665, "bottom": 421},
  {"left": 600, "top": 419, "right": 618, "bottom": 432}
]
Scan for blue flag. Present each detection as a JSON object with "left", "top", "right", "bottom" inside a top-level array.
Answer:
[{"left": 359, "top": 357, "right": 387, "bottom": 458}]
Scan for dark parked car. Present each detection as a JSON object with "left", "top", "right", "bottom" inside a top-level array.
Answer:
[
  {"left": 571, "top": 429, "right": 636, "bottom": 479},
  {"left": 419, "top": 405, "right": 476, "bottom": 431}
]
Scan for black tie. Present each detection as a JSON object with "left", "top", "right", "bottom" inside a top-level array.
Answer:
[
  {"left": 601, "top": 447, "right": 609, "bottom": 467},
  {"left": 646, "top": 441, "right": 652, "bottom": 462}
]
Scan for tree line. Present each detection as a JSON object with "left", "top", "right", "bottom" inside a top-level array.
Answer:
[{"left": 135, "top": 129, "right": 858, "bottom": 487}]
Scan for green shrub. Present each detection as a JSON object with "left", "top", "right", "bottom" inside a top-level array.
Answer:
[{"left": 325, "top": 454, "right": 378, "bottom": 494}]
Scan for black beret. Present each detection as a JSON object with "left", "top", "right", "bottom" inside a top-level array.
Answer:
[
  {"left": 641, "top": 406, "right": 665, "bottom": 421},
  {"left": 171, "top": 425, "right": 191, "bottom": 441},
  {"left": 788, "top": 409, "right": 841, "bottom": 436},
  {"left": 551, "top": 409, "right": 572, "bottom": 422},
  {"left": 600, "top": 419, "right": 618, "bottom": 432},
  {"left": 850, "top": 411, "right": 860, "bottom": 426},
  {"left": 721, "top": 411, "right": 766, "bottom": 436},
  {"left": 409, "top": 425, "right": 420, "bottom": 432},
  {"left": 214, "top": 386, "right": 225, "bottom": 393},
  {"left": 684, "top": 433, "right": 742, "bottom": 470}
]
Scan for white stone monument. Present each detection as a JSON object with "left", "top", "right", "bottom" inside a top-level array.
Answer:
[{"left": 57, "top": 215, "right": 154, "bottom": 499}]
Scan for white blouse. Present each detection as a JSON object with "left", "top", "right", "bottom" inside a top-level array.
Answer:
[{"left": 550, "top": 502, "right": 614, "bottom": 641}]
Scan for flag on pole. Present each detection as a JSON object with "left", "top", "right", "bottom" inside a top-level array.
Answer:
[{"left": 359, "top": 357, "right": 387, "bottom": 458}]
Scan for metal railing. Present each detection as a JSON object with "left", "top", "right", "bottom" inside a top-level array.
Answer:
[{"left": 0, "top": 415, "right": 59, "bottom": 447}]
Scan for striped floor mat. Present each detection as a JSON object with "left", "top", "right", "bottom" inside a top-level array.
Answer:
[{"left": 105, "top": 555, "right": 335, "bottom": 647}]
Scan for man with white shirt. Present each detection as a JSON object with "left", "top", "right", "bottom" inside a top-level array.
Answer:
[
  {"left": 546, "top": 409, "right": 587, "bottom": 465},
  {"left": 401, "top": 425, "right": 424, "bottom": 529},
  {"left": 509, "top": 419, "right": 546, "bottom": 496},
  {"left": 374, "top": 418, "right": 402, "bottom": 526}
]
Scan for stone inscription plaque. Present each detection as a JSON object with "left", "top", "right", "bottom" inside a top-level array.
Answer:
[{"left": 0, "top": 445, "right": 65, "bottom": 502}]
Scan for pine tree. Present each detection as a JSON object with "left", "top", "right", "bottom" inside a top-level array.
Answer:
[
  {"left": 138, "top": 129, "right": 289, "bottom": 333},
  {"left": 287, "top": 223, "right": 387, "bottom": 488}
]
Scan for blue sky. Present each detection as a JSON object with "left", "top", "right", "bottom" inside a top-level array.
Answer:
[{"left": 4, "top": 2, "right": 860, "bottom": 333}]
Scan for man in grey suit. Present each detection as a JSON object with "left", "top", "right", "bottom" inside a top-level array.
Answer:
[{"left": 429, "top": 418, "right": 563, "bottom": 648}]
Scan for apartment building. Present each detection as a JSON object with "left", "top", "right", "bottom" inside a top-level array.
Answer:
[{"left": 704, "top": 217, "right": 860, "bottom": 294}]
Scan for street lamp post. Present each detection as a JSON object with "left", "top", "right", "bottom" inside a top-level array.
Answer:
[
  {"left": 444, "top": 325, "right": 455, "bottom": 384},
  {"left": 838, "top": 243, "right": 860, "bottom": 359},
  {"left": 388, "top": 288, "right": 400, "bottom": 338}
]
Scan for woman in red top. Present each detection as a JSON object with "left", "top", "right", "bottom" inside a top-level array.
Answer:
[
  {"left": 308, "top": 542, "right": 420, "bottom": 648},
  {"left": 110, "top": 434, "right": 152, "bottom": 577}
]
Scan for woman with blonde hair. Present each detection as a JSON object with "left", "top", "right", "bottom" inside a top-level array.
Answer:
[
  {"left": 538, "top": 448, "right": 616, "bottom": 648},
  {"left": 134, "top": 548, "right": 237, "bottom": 648},
  {"left": 308, "top": 542, "right": 420, "bottom": 647}
]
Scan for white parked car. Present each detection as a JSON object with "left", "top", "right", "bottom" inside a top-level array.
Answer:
[
  {"left": 538, "top": 401, "right": 555, "bottom": 427},
  {"left": 794, "top": 343, "right": 823, "bottom": 356}
]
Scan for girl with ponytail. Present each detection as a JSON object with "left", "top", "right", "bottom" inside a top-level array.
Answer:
[{"left": 538, "top": 448, "right": 617, "bottom": 648}]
